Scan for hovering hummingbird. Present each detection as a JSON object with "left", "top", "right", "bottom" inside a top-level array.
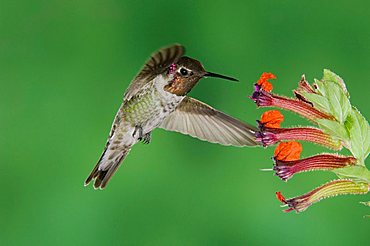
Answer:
[{"left": 85, "top": 44, "right": 258, "bottom": 189}]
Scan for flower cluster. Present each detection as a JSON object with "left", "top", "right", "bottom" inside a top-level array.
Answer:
[{"left": 250, "top": 70, "right": 370, "bottom": 213}]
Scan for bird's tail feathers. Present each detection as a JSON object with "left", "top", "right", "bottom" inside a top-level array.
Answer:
[{"left": 85, "top": 143, "right": 132, "bottom": 189}]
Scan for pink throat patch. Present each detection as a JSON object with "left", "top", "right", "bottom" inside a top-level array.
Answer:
[{"left": 168, "top": 63, "right": 177, "bottom": 74}]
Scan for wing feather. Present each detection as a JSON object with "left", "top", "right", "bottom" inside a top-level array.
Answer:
[
  {"left": 159, "top": 97, "right": 258, "bottom": 146},
  {"left": 123, "top": 44, "right": 185, "bottom": 102}
]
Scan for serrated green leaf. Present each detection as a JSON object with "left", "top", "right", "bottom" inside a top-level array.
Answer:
[
  {"left": 323, "top": 69, "right": 349, "bottom": 97},
  {"left": 313, "top": 79, "right": 327, "bottom": 96},
  {"left": 316, "top": 118, "right": 349, "bottom": 142},
  {"left": 333, "top": 166, "right": 370, "bottom": 183},
  {"left": 324, "top": 82, "right": 351, "bottom": 124},
  {"left": 299, "top": 91, "right": 331, "bottom": 115},
  {"left": 348, "top": 108, "right": 370, "bottom": 164}
]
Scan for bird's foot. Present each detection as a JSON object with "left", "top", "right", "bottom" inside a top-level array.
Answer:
[
  {"left": 140, "top": 132, "right": 151, "bottom": 144},
  {"left": 133, "top": 126, "right": 151, "bottom": 144}
]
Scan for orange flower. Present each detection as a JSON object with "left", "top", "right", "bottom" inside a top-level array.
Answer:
[
  {"left": 276, "top": 192, "right": 286, "bottom": 203},
  {"left": 260, "top": 110, "right": 284, "bottom": 128},
  {"left": 274, "top": 141, "right": 302, "bottom": 161},
  {"left": 257, "top": 72, "right": 276, "bottom": 92}
]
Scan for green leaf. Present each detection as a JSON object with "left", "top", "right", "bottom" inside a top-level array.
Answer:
[
  {"left": 333, "top": 166, "right": 370, "bottom": 183},
  {"left": 323, "top": 69, "right": 349, "bottom": 97},
  {"left": 299, "top": 92, "right": 331, "bottom": 115},
  {"left": 323, "top": 82, "right": 351, "bottom": 124},
  {"left": 316, "top": 118, "right": 349, "bottom": 142},
  {"left": 313, "top": 79, "right": 327, "bottom": 96},
  {"left": 348, "top": 108, "right": 370, "bottom": 164}
]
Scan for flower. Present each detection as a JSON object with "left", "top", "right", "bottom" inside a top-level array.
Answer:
[
  {"left": 274, "top": 142, "right": 302, "bottom": 161},
  {"left": 259, "top": 110, "right": 284, "bottom": 128},
  {"left": 297, "top": 75, "right": 315, "bottom": 93},
  {"left": 250, "top": 70, "right": 369, "bottom": 214},
  {"left": 293, "top": 75, "right": 316, "bottom": 105},
  {"left": 276, "top": 180, "right": 369, "bottom": 213},
  {"left": 251, "top": 88, "right": 333, "bottom": 122},
  {"left": 256, "top": 126, "right": 342, "bottom": 150},
  {"left": 273, "top": 153, "right": 357, "bottom": 181},
  {"left": 256, "top": 72, "right": 276, "bottom": 92}
]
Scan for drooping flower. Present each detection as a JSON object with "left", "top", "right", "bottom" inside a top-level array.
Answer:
[
  {"left": 293, "top": 75, "right": 316, "bottom": 105},
  {"left": 297, "top": 75, "right": 315, "bottom": 93},
  {"left": 273, "top": 153, "right": 357, "bottom": 181},
  {"left": 256, "top": 126, "right": 342, "bottom": 150},
  {"left": 255, "top": 107, "right": 340, "bottom": 150},
  {"left": 276, "top": 180, "right": 369, "bottom": 213},
  {"left": 250, "top": 70, "right": 369, "bottom": 214},
  {"left": 251, "top": 87, "right": 333, "bottom": 122}
]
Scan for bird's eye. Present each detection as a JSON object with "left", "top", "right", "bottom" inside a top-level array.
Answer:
[{"left": 180, "top": 68, "right": 189, "bottom": 76}]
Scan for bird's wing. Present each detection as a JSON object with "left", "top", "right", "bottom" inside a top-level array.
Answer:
[
  {"left": 123, "top": 44, "right": 185, "bottom": 102},
  {"left": 159, "top": 97, "right": 258, "bottom": 146}
]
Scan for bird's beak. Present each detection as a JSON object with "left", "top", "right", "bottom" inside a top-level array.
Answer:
[{"left": 204, "top": 72, "right": 239, "bottom": 82}]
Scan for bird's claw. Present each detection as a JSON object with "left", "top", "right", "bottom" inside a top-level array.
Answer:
[
  {"left": 133, "top": 126, "right": 151, "bottom": 144},
  {"left": 140, "top": 133, "right": 151, "bottom": 144}
]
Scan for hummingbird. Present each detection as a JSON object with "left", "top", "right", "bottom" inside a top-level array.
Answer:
[{"left": 85, "top": 44, "right": 258, "bottom": 189}]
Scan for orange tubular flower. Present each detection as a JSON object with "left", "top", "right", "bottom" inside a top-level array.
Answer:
[
  {"left": 250, "top": 71, "right": 369, "bottom": 213},
  {"left": 272, "top": 141, "right": 355, "bottom": 181},
  {"left": 257, "top": 110, "right": 337, "bottom": 151}
]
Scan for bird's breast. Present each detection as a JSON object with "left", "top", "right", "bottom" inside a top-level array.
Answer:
[{"left": 123, "top": 77, "right": 184, "bottom": 132}]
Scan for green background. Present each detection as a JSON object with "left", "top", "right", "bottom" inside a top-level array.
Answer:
[{"left": 1, "top": 0, "right": 369, "bottom": 245}]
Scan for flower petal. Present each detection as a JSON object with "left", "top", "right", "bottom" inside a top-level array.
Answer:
[
  {"left": 260, "top": 110, "right": 284, "bottom": 128},
  {"left": 274, "top": 142, "right": 302, "bottom": 161},
  {"left": 257, "top": 72, "right": 276, "bottom": 92}
]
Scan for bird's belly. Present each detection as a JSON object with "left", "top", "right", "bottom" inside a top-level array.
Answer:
[
  {"left": 141, "top": 110, "right": 169, "bottom": 132},
  {"left": 124, "top": 89, "right": 183, "bottom": 134},
  {"left": 142, "top": 98, "right": 183, "bottom": 133}
]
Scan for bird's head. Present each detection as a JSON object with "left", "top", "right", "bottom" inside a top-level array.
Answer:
[{"left": 164, "top": 56, "right": 238, "bottom": 96}]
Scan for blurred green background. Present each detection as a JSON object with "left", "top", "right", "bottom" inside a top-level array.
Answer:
[{"left": 1, "top": 0, "right": 369, "bottom": 245}]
